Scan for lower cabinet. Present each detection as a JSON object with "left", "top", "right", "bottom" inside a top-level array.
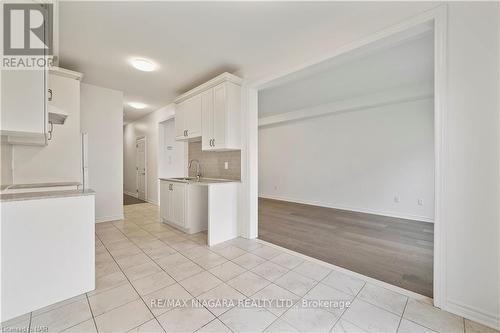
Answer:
[{"left": 160, "top": 180, "right": 207, "bottom": 234}]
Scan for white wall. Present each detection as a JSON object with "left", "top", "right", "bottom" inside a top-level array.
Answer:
[
  {"left": 123, "top": 104, "right": 184, "bottom": 205},
  {"left": 158, "top": 119, "right": 187, "bottom": 181},
  {"left": 259, "top": 98, "right": 434, "bottom": 222},
  {"left": 442, "top": 2, "right": 499, "bottom": 328},
  {"left": 12, "top": 74, "right": 81, "bottom": 184},
  {"left": 81, "top": 83, "right": 123, "bottom": 222}
]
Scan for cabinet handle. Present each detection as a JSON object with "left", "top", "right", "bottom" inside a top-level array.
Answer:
[
  {"left": 184, "top": 130, "right": 188, "bottom": 137},
  {"left": 209, "top": 139, "right": 213, "bottom": 147},
  {"left": 212, "top": 138, "right": 215, "bottom": 147},
  {"left": 48, "top": 89, "right": 53, "bottom": 101}
]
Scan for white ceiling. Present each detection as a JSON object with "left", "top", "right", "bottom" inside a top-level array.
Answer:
[
  {"left": 258, "top": 33, "right": 434, "bottom": 117},
  {"left": 58, "top": 2, "right": 439, "bottom": 123}
]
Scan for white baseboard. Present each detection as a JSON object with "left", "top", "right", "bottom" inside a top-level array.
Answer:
[
  {"left": 259, "top": 194, "right": 434, "bottom": 223},
  {"left": 123, "top": 191, "right": 138, "bottom": 198},
  {"left": 95, "top": 214, "right": 124, "bottom": 223},
  {"left": 445, "top": 299, "right": 500, "bottom": 331}
]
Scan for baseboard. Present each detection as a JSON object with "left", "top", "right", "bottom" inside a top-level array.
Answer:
[
  {"left": 146, "top": 199, "right": 158, "bottom": 206},
  {"left": 95, "top": 214, "right": 124, "bottom": 223},
  {"left": 445, "top": 299, "right": 500, "bottom": 330},
  {"left": 259, "top": 194, "right": 435, "bottom": 223},
  {"left": 123, "top": 191, "right": 138, "bottom": 198}
]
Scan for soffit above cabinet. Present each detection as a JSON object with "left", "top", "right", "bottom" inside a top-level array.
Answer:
[{"left": 174, "top": 72, "right": 242, "bottom": 104}]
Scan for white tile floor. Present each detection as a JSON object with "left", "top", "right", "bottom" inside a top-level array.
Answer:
[{"left": 2, "top": 203, "right": 498, "bottom": 333}]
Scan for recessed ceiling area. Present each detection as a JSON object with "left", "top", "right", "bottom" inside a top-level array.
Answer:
[
  {"left": 58, "top": 2, "right": 439, "bottom": 123},
  {"left": 258, "top": 32, "right": 434, "bottom": 118}
]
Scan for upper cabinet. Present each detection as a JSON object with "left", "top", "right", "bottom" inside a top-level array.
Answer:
[
  {"left": 1, "top": 66, "right": 82, "bottom": 146},
  {"left": 1, "top": 69, "right": 47, "bottom": 145},
  {"left": 175, "top": 73, "right": 242, "bottom": 151},
  {"left": 175, "top": 94, "right": 202, "bottom": 140}
]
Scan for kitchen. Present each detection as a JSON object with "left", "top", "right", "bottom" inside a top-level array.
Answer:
[
  {"left": 158, "top": 72, "right": 243, "bottom": 247},
  {"left": 2, "top": 2, "right": 499, "bottom": 332}
]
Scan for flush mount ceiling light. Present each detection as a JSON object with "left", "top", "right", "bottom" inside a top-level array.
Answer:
[
  {"left": 129, "top": 58, "right": 157, "bottom": 72},
  {"left": 128, "top": 102, "right": 147, "bottom": 109}
]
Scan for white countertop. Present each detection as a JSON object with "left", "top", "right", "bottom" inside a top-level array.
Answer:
[
  {"left": 159, "top": 177, "right": 240, "bottom": 185},
  {"left": 0, "top": 189, "right": 95, "bottom": 202}
]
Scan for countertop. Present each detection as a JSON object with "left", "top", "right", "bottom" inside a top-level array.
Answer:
[
  {"left": 1, "top": 182, "right": 81, "bottom": 190},
  {"left": 0, "top": 189, "right": 95, "bottom": 202},
  {"left": 159, "top": 177, "right": 241, "bottom": 185}
]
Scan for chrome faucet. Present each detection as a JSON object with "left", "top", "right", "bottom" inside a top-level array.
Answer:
[{"left": 188, "top": 159, "right": 201, "bottom": 181}]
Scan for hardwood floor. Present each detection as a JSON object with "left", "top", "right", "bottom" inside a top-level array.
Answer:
[
  {"left": 258, "top": 197, "right": 434, "bottom": 297},
  {"left": 123, "top": 194, "right": 146, "bottom": 205}
]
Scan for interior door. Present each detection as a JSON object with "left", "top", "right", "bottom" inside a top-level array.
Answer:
[
  {"left": 136, "top": 137, "right": 146, "bottom": 200},
  {"left": 213, "top": 83, "right": 227, "bottom": 148}
]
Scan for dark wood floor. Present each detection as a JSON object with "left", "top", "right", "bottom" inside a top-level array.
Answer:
[
  {"left": 258, "top": 198, "right": 434, "bottom": 297},
  {"left": 124, "top": 194, "right": 146, "bottom": 205}
]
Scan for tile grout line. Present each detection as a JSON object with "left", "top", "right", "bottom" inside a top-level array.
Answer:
[
  {"left": 94, "top": 231, "right": 165, "bottom": 332},
  {"left": 111, "top": 213, "right": 288, "bottom": 327},
  {"left": 85, "top": 293, "right": 99, "bottom": 333},
  {"left": 328, "top": 276, "right": 367, "bottom": 331},
  {"left": 395, "top": 297, "right": 410, "bottom": 333},
  {"left": 108, "top": 218, "right": 227, "bottom": 328}
]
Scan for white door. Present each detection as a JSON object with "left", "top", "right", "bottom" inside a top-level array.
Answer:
[{"left": 136, "top": 137, "right": 146, "bottom": 200}]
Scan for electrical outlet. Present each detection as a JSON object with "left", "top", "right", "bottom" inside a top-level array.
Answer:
[
  {"left": 394, "top": 196, "right": 400, "bottom": 203},
  {"left": 418, "top": 199, "right": 424, "bottom": 206},
  {"left": 224, "top": 161, "right": 229, "bottom": 170}
]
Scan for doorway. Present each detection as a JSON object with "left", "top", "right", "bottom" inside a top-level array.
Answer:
[
  {"left": 136, "top": 137, "right": 147, "bottom": 201},
  {"left": 244, "top": 13, "right": 447, "bottom": 303}
]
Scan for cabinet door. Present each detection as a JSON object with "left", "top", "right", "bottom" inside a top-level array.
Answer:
[
  {"left": 212, "top": 83, "right": 227, "bottom": 149},
  {"left": 201, "top": 88, "right": 214, "bottom": 150},
  {"left": 172, "top": 183, "right": 186, "bottom": 228},
  {"left": 175, "top": 102, "right": 186, "bottom": 140},
  {"left": 1, "top": 69, "right": 46, "bottom": 135},
  {"left": 160, "top": 182, "right": 168, "bottom": 220},
  {"left": 186, "top": 94, "right": 202, "bottom": 138}
]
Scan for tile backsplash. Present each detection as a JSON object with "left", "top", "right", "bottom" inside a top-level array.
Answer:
[{"left": 188, "top": 141, "right": 241, "bottom": 180}]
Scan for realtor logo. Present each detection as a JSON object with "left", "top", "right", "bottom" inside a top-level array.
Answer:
[{"left": 3, "top": 3, "right": 53, "bottom": 56}]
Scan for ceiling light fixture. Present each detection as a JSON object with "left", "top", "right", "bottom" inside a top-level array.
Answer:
[
  {"left": 128, "top": 102, "right": 147, "bottom": 109},
  {"left": 129, "top": 58, "right": 157, "bottom": 72}
]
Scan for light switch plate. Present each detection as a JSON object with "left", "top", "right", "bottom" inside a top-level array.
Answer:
[{"left": 224, "top": 161, "right": 229, "bottom": 170}]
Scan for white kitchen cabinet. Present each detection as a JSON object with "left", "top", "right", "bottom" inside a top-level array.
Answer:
[
  {"left": 203, "top": 82, "right": 241, "bottom": 151},
  {"left": 160, "top": 180, "right": 207, "bottom": 234},
  {"left": 175, "top": 73, "right": 242, "bottom": 150},
  {"left": 1, "top": 69, "right": 47, "bottom": 144},
  {"left": 175, "top": 94, "right": 202, "bottom": 140}
]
